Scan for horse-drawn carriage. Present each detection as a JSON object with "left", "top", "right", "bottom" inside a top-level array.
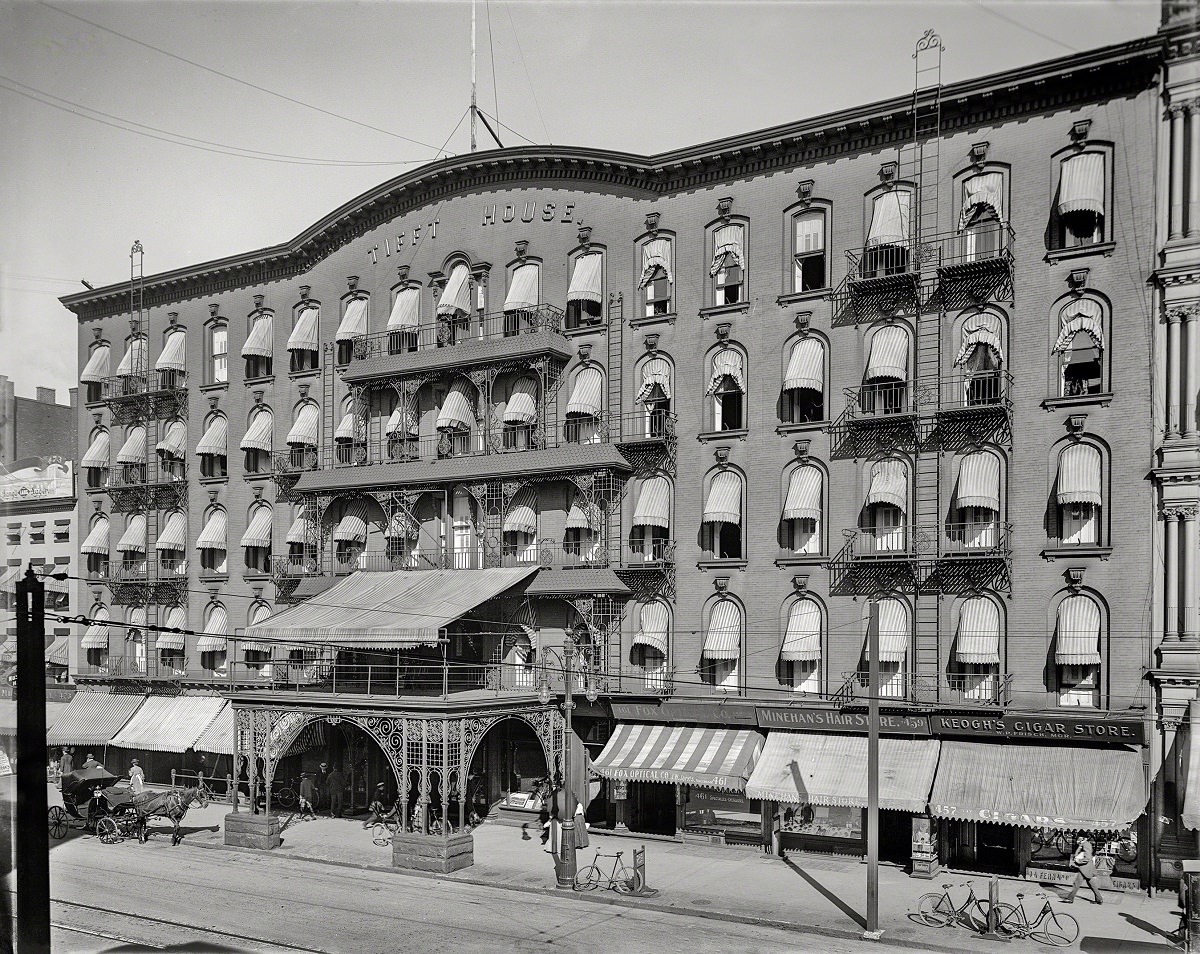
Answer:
[
  {"left": 47, "top": 766, "right": 124, "bottom": 838},
  {"left": 47, "top": 766, "right": 209, "bottom": 845}
]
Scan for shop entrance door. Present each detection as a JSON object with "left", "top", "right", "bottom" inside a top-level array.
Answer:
[
  {"left": 942, "top": 820, "right": 1019, "bottom": 875},
  {"left": 629, "top": 781, "right": 676, "bottom": 836}
]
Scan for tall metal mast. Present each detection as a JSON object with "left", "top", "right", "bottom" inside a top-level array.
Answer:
[{"left": 470, "top": 0, "right": 477, "bottom": 152}]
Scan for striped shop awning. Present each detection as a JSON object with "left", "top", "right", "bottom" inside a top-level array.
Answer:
[
  {"left": 865, "top": 459, "right": 907, "bottom": 511},
  {"left": 706, "top": 348, "right": 745, "bottom": 395},
  {"left": 635, "top": 358, "right": 673, "bottom": 403},
  {"left": 156, "top": 607, "right": 188, "bottom": 650},
  {"left": 632, "top": 602, "right": 669, "bottom": 655},
  {"left": 956, "top": 452, "right": 1000, "bottom": 511},
  {"left": 959, "top": 172, "right": 1006, "bottom": 229},
  {"left": 155, "top": 511, "right": 188, "bottom": 552},
  {"left": 703, "top": 599, "right": 742, "bottom": 660},
  {"left": 1058, "top": 152, "right": 1105, "bottom": 217},
  {"left": 865, "top": 599, "right": 909, "bottom": 663},
  {"left": 336, "top": 297, "right": 370, "bottom": 342},
  {"left": 386, "top": 400, "right": 418, "bottom": 437},
  {"left": 780, "top": 599, "right": 821, "bottom": 662},
  {"left": 1055, "top": 595, "right": 1101, "bottom": 664},
  {"left": 196, "top": 509, "right": 228, "bottom": 551},
  {"left": 702, "top": 471, "right": 742, "bottom": 525},
  {"left": 437, "top": 264, "right": 472, "bottom": 316},
  {"left": 866, "top": 190, "right": 911, "bottom": 247},
  {"left": 286, "top": 511, "right": 316, "bottom": 544},
  {"left": 956, "top": 597, "right": 1001, "bottom": 664},
  {"left": 592, "top": 723, "right": 764, "bottom": 793},
  {"left": 632, "top": 476, "right": 671, "bottom": 529},
  {"left": 197, "top": 604, "right": 229, "bottom": 652},
  {"left": 81, "top": 430, "right": 110, "bottom": 469},
  {"left": 155, "top": 331, "right": 186, "bottom": 372},
  {"left": 116, "top": 514, "right": 147, "bottom": 554},
  {"left": 388, "top": 287, "right": 421, "bottom": 331},
  {"left": 287, "top": 307, "right": 320, "bottom": 352},
  {"left": 240, "top": 410, "right": 274, "bottom": 453},
  {"left": 503, "top": 377, "right": 539, "bottom": 425},
  {"left": 242, "top": 314, "right": 274, "bottom": 358},
  {"left": 1056, "top": 443, "right": 1102, "bottom": 506},
  {"left": 194, "top": 702, "right": 235, "bottom": 755},
  {"left": 1053, "top": 298, "right": 1105, "bottom": 355},
  {"left": 116, "top": 425, "right": 147, "bottom": 464},
  {"left": 196, "top": 416, "right": 228, "bottom": 457},
  {"left": 503, "top": 492, "right": 537, "bottom": 535},
  {"left": 332, "top": 500, "right": 369, "bottom": 543},
  {"left": 111, "top": 695, "right": 227, "bottom": 754},
  {"left": 287, "top": 404, "right": 321, "bottom": 447},
  {"left": 80, "top": 345, "right": 110, "bottom": 383},
  {"left": 639, "top": 238, "right": 674, "bottom": 287},
  {"left": 116, "top": 337, "right": 148, "bottom": 376},
  {"left": 865, "top": 326, "right": 909, "bottom": 382},
  {"left": 80, "top": 607, "right": 111, "bottom": 649},
  {"left": 709, "top": 224, "right": 745, "bottom": 274},
  {"left": 240, "top": 507, "right": 273, "bottom": 549},
  {"left": 45, "top": 690, "right": 144, "bottom": 746},
  {"left": 954, "top": 313, "right": 1004, "bottom": 366},
  {"left": 566, "top": 367, "right": 604, "bottom": 418},
  {"left": 156, "top": 420, "right": 188, "bottom": 459},
  {"left": 567, "top": 253, "right": 603, "bottom": 303},
  {"left": 80, "top": 516, "right": 110, "bottom": 555},
  {"left": 504, "top": 263, "right": 540, "bottom": 311},
  {"left": 782, "top": 467, "right": 822, "bottom": 521},
  {"left": 437, "top": 380, "right": 477, "bottom": 431},
  {"left": 334, "top": 411, "right": 363, "bottom": 442},
  {"left": 784, "top": 337, "right": 823, "bottom": 393}
]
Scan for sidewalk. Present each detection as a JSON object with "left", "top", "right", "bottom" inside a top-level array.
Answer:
[{"left": 173, "top": 803, "right": 1182, "bottom": 952}]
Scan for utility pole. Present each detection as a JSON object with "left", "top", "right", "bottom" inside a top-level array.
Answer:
[
  {"left": 16, "top": 566, "right": 50, "bottom": 953},
  {"left": 865, "top": 601, "right": 881, "bottom": 941}
]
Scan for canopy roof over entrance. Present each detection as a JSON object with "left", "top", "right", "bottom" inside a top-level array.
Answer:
[{"left": 243, "top": 567, "right": 538, "bottom": 648}]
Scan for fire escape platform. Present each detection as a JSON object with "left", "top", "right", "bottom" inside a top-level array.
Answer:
[{"left": 342, "top": 330, "right": 572, "bottom": 383}]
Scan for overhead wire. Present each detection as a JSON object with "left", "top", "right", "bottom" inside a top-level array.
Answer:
[{"left": 502, "top": 0, "right": 551, "bottom": 145}]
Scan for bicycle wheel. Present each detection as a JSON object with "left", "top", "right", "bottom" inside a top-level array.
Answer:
[
  {"left": 989, "top": 902, "right": 1023, "bottom": 938},
  {"left": 612, "top": 865, "right": 641, "bottom": 894},
  {"left": 370, "top": 823, "right": 392, "bottom": 847},
  {"left": 275, "top": 787, "right": 297, "bottom": 809},
  {"left": 575, "top": 865, "right": 603, "bottom": 892},
  {"left": 1031, "top": 912, "right": 1079, "bottom": 948},
  {"left": 965, "top": 900, "right": 991, "bottom": 933},
  {"left": 916, "top": 892, "right": 952, "bottom": 927}
]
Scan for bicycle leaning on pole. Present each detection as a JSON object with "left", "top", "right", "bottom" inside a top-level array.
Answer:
[{"left": 989, "top": 890, "right": 1080, "bottom": 947}]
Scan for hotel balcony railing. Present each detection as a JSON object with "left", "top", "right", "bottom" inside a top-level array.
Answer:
[
  {"left": 74, "top": 653, "right": 190, "bottom": 681},
  {"left": 844, "top": 225, "right": 1014, "bottom": 284},
  {"left": 831, "top": 670, "right": 1013, "bottom": 708},
  {"left": 107, "top": 559, "right": 191, "bottom": 583},
  {"left": 105, "top": 462, "right": 187, "bottom": 489},
  {"left": 843, "top": 382, "right": 914, "bottom": 421},
  {"left": 98, "top": 370, "right": 188, "bottom": 402},
  {"left": 841, "top": 373, "right": 1013, "bottom": 426},
  {"left": 349, "top": 303, "right": 566, "bottom": 362},
  {"left": 935, "top": 370, "right": 1013, "bottom": 414},
  {"left": 844, "top": 522, "right": 1011, "bottom": 560}
]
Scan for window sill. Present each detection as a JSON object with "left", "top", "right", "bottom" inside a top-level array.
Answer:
[
  {"left": 776, "top": 289, "right": 832, "bottom": 307},
  {"left": 774, "top": 553, "right": 828, "bottom": 567},
  {"left": 85, "top": 399, "right": 105, "bottom": 410},
  {"left": 288, "top": 369, "right": 321, "bottom": 382},
  {"left": 85, "top": 485, "right": 108, "bottom": 495},
  {"left": 242, "top": 571, "right": 272, "bottom": 582},
  {"left": 629, "top": 313, "right": 676, "bottom": 329},
  {"left": 198, "top": 475, "right": 228, "bottom": 486},
  {"left": 198, "top": 573, "right": 229, "bottom": 583},
  {"left": 1042, "top": 393, "right": 1113, "bottom": 410},
  {"left": 1041, "top": 546, "right": 1113, "bottom": 561},
  {"left": 697, "top": 428, "right": 748, "bottom": 442},
  {"left": 244, "top": 375, "right": 275, "bottom": 388},
  {"left": 699, "top": 302, "right": 752, "bottom": 320},
  {"left": 562, "top": 321, "right": 606, "bottom": 338},
  {"left": 199, "top": 382, "right": 229, "bottom": 394},
  {"left": 696, "top": 558, "right": 748, "bottom": 570},
  {"left": 1044, "top": 241, "right": 1116, "bottom": 264},
  {"left": 243, "top": 473, "right": 271, "bottom": 482},
  {"left": 776, "top": 421, "right": 829, "bottom": 436}
]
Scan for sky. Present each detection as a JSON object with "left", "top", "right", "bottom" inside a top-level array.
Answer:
[{"left": 0, "top": 0, "right": 1159, "bottom": 400}]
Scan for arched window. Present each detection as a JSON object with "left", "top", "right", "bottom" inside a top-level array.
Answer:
[
  {"left": 244, "top": 602, "right": 273, "bottom": 673},
  {"left": 158, "top": 606, "right": 188, "bottom": 673},
  {"left": 861, "top": 189, "right": 913, "bottom": 278},
  {"left": 630, "top": 475, "right": 671, "bottom": 562},
  {"left": 196, "top": 413, "right": 228, "bottom": 478},
  {"left": 116, "top": 424, "right": 147, "bottom": 485},
  {"left": 952, "top": 310, "right": 1005, "bottom": 407},
  {"left": 115, "top": 335, "right": 148, "bottom": 394},
  {"left": 950, "top": 596, "right": 1004, "bottom": 703},
  {"left": 196, "top": 506, "right": 228, "bottom": 575},
  {"left": 80, "top": 341, "right": 110, "bottom": 404},
  {"left": 385, "top": 391, "right": 420, "bottom": 460},
  {"left": 780, "top": 598, "right": 823, "bottom": 694},
  {"left": 1054, "top": 151, "right": 1107, "bottom": 249},
  {"left": 783, "top": 336, "right": 825, "bottom": 423},
  {"left": 286, "top": 505, "right": 318, "bottom": 569},
  {"left": 792, "top": 209, "right": 828, "bottom": 292},
  {"left": 701, "top": 598, "right": 742, "bottom": 691},
  {"left": 566, "top": 251, "right": 604, "bottom": 329},
  {"left": 501, "top": 489, "right": 538, "bottom": 565},
  {"left": 156, "top": 327, "right": 187, "bottom": 389},
  {"left": 1054, "top": 442, "right": 1104, "bottom": 546},
  {"left": 564, "top": 366, "right": 603, "bottom": 444},
  {"left": 242, "top": 310, "right": 274, "bottom": 379},
  {"left": 861, "top": 325, "right": 910, "bottom": 416},
  {"left": 436, "top": 379, "right": 478, "bottom": 458},
  {"left": 207, "top": 321, "right": 228, "bottom": 385},
  {"left": 287, "top": 302, "right": 320, "bottom": 372},
  {"left": 127, "top": 606, "right": 148, "bottom": 674},
  {"left": 863, "top": 458, "right": 908, "bottom": 554},
  {"left": 701, "top": 468, "right": 745, "bottom": 560},
  {"left": 155, "top": 510, "right": 188, "bottom": 575},
  {"left": 80, "top": 512, "right": 110, "bottom": 577},
  {"left": 781, "top": 465, "right": 823, "bottom": 554},
  {"left": 287, "top": 402, "right": 321, "bottom": 469},
  {"left": 503, "top": 262, "right": 541, "bottom": 334},
  {"left": 635, "top": 356, "right": 673, "bottom": 439},
  {"left": 335, "top": 294, "right": 370, "bottom": 366},
  {"left": 200, "top": 602, "right": 229, "bottom": 673},
  {"left": 82, "top": 426, "right": 110, "bottom": 489},
  {"left": 240, "top": 407, "right": 273, "bottom": 475},
  {"left": 859, "top": 598, "right": 910, "bottom": 699},
  {"left": 388, "top": 285, "right": 421, "bottom": 354},
  {"left": 706, "top": 347, "right": 746, "bottom": 433},
  {"left": 958, "top": 171, "right": 1007, "bottom": 262},
  {"left": 115, "top": 513, "right": 148, "bottom": 575},
  {"left": 630, "top": 601, "right": 670, "bottom": 693},
  {"left": 241, "top": 502, "right": 273, "bottom": 573},
  {"left": 436, "top": 262, "right": 472, "bottom": 344},
  {"left": 564, "top": 492, "right": 601, "bottom": 562},
  {"left": 449, "top": 487, "right": 481, "bottom": 569},
  {"left": 503, "top": 376, "right": 540, "bottom": 450},
  {"left": 949, "top": 451, "right": 1002, "bottom": 550},
  {"left": 1053, "top": 297, "right": 1105, "bottom": 396},
  {"left": 81, "top": 603, "right": 110, "bottom": 667},
  {"left": 1054, "top": 593, "right": 1103, "bottom": 707},
  {"left": 709, "top": 222, "right": 747, "bottom": 306},
  {"left": 334, "top": 395, "right": 364, "bottom": 465},
  {"left": 638, "top": 235, "right": 674, "bottom": 318},
  {"left": 156, "top": 420, "right": 187, "bottom": 481}
]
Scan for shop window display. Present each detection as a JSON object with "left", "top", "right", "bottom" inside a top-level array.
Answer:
[
  {"left": 780, "top": 802, "right": 863, "bottom": 841},
  {"left": 682, "top": 787, "right": 760, "bottom": 838}
]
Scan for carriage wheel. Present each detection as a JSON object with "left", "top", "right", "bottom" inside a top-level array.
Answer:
[
  {"left": 48, "top": 806, "right": 68, "bottom": 839},
  {"left": 97, "top": 817, "right": 121, "bottom": 844}
]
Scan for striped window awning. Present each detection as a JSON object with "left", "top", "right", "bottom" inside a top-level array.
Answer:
[
  {"left": 80, "top": 516, "right": 110, "bottom": 555},
  {"left": 385, "top": 508, "right": 419, "bottom": 540},
  {"left": 956, "top": 452, "right": 1000, "bottom": 511},
  {"left": 702, "top": 471, "right": 742, "bottom": 526},
  {"left": 1052, "top": 298, "right": 1104, "bottom": 354},
  {"left": 242, "top": 314, "right": 274, "bottom": 358},
  {"left": 388, "top": 287, "right": 421, "bottom": 331},
  {"left": 632, "top": 602, "right": 669, "bottom": 655},
  {"left": 567, "top": 253, "right": 603, "bottom": 304},
  {"left": 111, "top": 696, "right": 228, "bottom": 754},
  {"left": 386, "top": 400, "right": 418, "bottom": 437},
  {"left": 865, "top": 459, "right": 907, "bottom": 511},
  {"left": 636, "top": 357, "right": 673, "bottom": 403},
  {"left": 437, "top": 264, "right": 472, "bottom": 316},
  {"left": 287, "top": 404, "right": 321, "bottom": 447},
  {"left": 156, "top": 331, "right": 186, "bottom": 372},
  {"left": 80, "top": 345, "right": 110, "bottom": 383},
  {"left": 706, "top": 349, "right": 745, "bottom": 395},
  {"left": 866, "top": 190, "right": 911, "bottom": 247},
  {"left": 956, "top": 597, "right": 1001, "bottom": 664},
  {"left": 116, "top": 338, "right": 148, "bottom": 376},
  {"left": 954, "top": 312, "right": 1004, "bottom": 366},
  {"left": 334, "top": 410, "right": 363, "bottom": 442},
  {"left": 503, "top": 377, "right": 539, "bottom": 425},
  {"left": 332, "top": 501, "right": 369, "bottom": 543},
  {"left": 1057, "top": 443, "right": 1102, "bottom": 506},
  {"left": 197, "top": 604, "right": 229, "bottom": 652},
  {"left": 565, "top": 497, "right": 600, "bottom": 531},
  {"left": 592, "top": 724, "right": 764, "bottom": 793},
  {"left": 639, "top": 238, "right": 674, "bottom": 287},
  {"left": 959, "top": 172, "right": 1006, "bottom": 229},
  {"left": 703, "top": 599, "right": 741, "bottom": 660},
  {"left": 128, "top": 606, "right": 148, "bottom": 632},
  {"left": 196, "top": 509, "right": 228, "bottom": 551},
  {"left": 287, "top": 307, "right": 320, "bottom": 352},
  {"left": 632, "top": 476, "right": 671, "bottom": 529},
  {"left": 504, "top": 263, "right": 540, "bottom": 312},
  {"left": 156, "top": 607, "right": 188, "bottom": 651},
  {"left": 336, "top": 297, "right": 369, "bottom": 342},
  {"left": 241, "top": 507, "right": 273, "bottom": 549},
  {"left": 82, "top": 430, "right": 110, "bottom": 469},
  {"left": 566, "top": 367, "right": 604, "bottom": 418},
  {"left": 865, "top": 599, "right": 909, "bottom": 663},
  {"left": 709, "top": 224, "right": 745, "bottom": 274},
  {"left": 865, "top": 326, "right": 909, "bottom": 382},
  {"left": 117, "top": 514, "right": 147, "bottom": 554},
  {"left": 196, "top": 416, "right": 228, "bottom": 457},
  {"left": 240, "top": 411, "right": 274, "bottom": 453},
  {"left": 783, "top": 467, "right": 822, "bottom": 521},
  {"left": 781, "top": 599, "right": 821, "bottom": 662},
  {"left": 156, "top": 420, "right": 188, "bottom": 459},
  {"left": 81, "top": 608, "right": 112, "bottom": 649},
  {"left": 437, "top": 380, "right": 476, "bottom": 431},
  {"left": 155, "top": 511, "right": 188, "bottom": 552},
  {"left": 286, "top": 511, "right": 316, "bottom": 544},
  {"left": 241, "top": 602, "right": 274, "bottom": 653},
  {"left": 503, "top": 492, "right": 537, "bottom": 535},
  {"left": 784, "top": 338, "right": 824, "bottom": 393},
  {"left": 117, "top": 425, "right": 147, "bottom": 464},
  {"left": 1055, "top": 595, "right": 1101, "bottom": 664},
  {"left": 1058, "top": 153, "right": 1105, "bottom": 217}
]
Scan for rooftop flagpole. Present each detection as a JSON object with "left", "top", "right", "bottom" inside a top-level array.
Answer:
[{"left": 470, "top": 0, "right": 477, "bottom": 152}]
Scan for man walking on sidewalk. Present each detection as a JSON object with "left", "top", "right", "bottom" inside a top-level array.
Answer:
[
  {"left": 327, "top": 764, "right": 346, "bottom": 818},
  {"left": 1063, "top": 834, "right": 1104, "bottom": 905}
]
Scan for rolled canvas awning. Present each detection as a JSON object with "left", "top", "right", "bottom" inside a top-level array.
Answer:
[
  {"left": 196, "top": 416, "right": 228, "bottom": 457},
  {"left": 243, "top": 566, "right": 539, "bottom": 648},
  {"left": 286, "top": 512, "right": 316, "bottom": 545},
  {"left": 568, "top": 253, "right": 603, "bottom": 303},
  {"left": 954, "top": 313, "right": 1004, "bottom": 366},
  {"left": 334, "top": 411, "right": 363, "bottom": 442},
  {"left": 784, "top": 338, "right": 823, "bottom": 393},
  {"left": 702, "top": 471, "right": 742, "bottom": 525},
  {"left": 240, "top": 411, "right": 273, "bottom": 453},
  {"left": 504, "top": 378, "right": 539, "bottom": 425},
  {"left": 783, "top": 467, "right": 822, "bottom": 521},
  {"left": 1056, "top": 443, "right": 1101, "bottom": 506},
  {"left": 931, "top": 740, "right": 1144, "bottom": 831},
  {"left": 636, "top": 358, "right": 673, "bottom": 403},
  {"left": 80, "top": 607, "right": 111, "bottom": 649},
  {"left": 111, "top": 696, "right": 227, "bottom": 754},
  {"left": 566, "top": 367, "right": 604, "bottom": 418},
  {"left": 956, "top": 452, "right": 1000, "bottom": 511},
  {"left": 242, "top": 314, "right": 274, "bottom": 358},
  {"left": 332, "top": 500, "right": 369, "bottom": 543},
  {"left": 1055, "top": 595, "right": 1101, "bottom": 664},
  {"left": 116, "top": 338, "right": 148, "bottom": 376},
  {"left": 866, "top": 190, "right": 911, "bottom": 247},
  {"left": 82, "top": 431, "right": 110, "bottom": 469},
  {"left": 46, "top": 691, "right": 143, "bottom": 746},
  {"left": 1053, "top": 298, "right": 1104, "bottom": 355},
  {"left": 388, "top": 287, "right": 421, "bottom": 331},
  {"left": 747, "top": 734, "right": 940, "bottom": 812},
  {"left": 632, "top": 602, "right": 669, "bottom": 655},
  {"left": 1058, "top": 153, "right": 1105, "bottom": 217},
  {"left": 959, "top": 172, "right": 1006, "bottom": 229},
  {"left": 865, "top": 459, "right": 907, "bottom": 511},
  {"left": 117, "top": 514, "right": 147, "bottom": 554},
  {"left": 156, "top": 607, "right": 188, "bottom": 650},
  {"left": 287, "top": 404, "right": 321, "bottom": 447},
  {"left": 335, "top": 297, "right": 369, "bottom": 342},
  {"left": 80, "top": 517, "right": 110, "bottom": 555},
  {"left": 386, "top": 401, "right": 418, "bottom": 437},
  {"left": 155, "top": 511, "right": 188, "bottom": 552},
  {"left": 632, "top": 476, "right": 671, "bottom": 529},
  {"left": 781, "top": 600, "right": 821, "bottom": 662},
  {"left": 117, "top": 426, "right": 147, "bottom": 464},
  {"left": 593, "top": 723, "right": 764, "bottom": 793},
  {"left": 709, "top": 224, "right": 745, "bottom": 274},
  {"left": 196, "top": 509, "right": 228, "bottom": 551},
  {"left": 287, "top": 307, "right": 320, "bottom": 352},
  {"left": 156, "top": 331, "right": 187, "bottom": 372},
  {"left": 437, "top": 380, "right": 476, "bottom": 431},
  {"left": 240, "top": 507, "right": 273, "bottom": 549},
  {"left": 197, "top": 604, "right": 229, "bottom": 652},
  {"left": 956, "top": 597, "right": 1001, "bottom": 664},
  {"left": 80, "top": 345, "right": 111, "bottom": 383},
  {"left": 504, "top": 264, "right": 540, "bottom": 311},
  {"left": 706, "top": 349, "right": 745, "bottom": 395},
  {"left": 639, "top": 238, "right": 674, "bottom": 287},
  {"left": 865, "top": 326, "right": 909, "bottom": 382},
  {"left": 437, "top": 264, "right": 472, "bottom": 316},
  {"left": 865, "top": 599, "right": 908, "bottom": 663},
  {"left": 565, "top": 497, "right": 599, "bottom": 531},
  {"left": 703, "top": 599, "right": 741, "bottom": 660},
  {"left": 503, "top": 492, "right": 537, "bottom": 535},
  {"left": 156, "top": 421, "right": 188, "bottom": 460}
]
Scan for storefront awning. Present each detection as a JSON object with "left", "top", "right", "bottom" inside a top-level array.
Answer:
[
  {"left": 197, "top": 604, "right": 229, "bottom": 653},
  {"left": 156, "top": 331, "right": 187, "bottom": 372},
  {"left": 504, "top": 377, "right": 539, "bottom": 425},
  {"left": 866, "top": 599, "right": 908, "bottom": 663},
  {"left": 196, "top": 509, "right": 227, "bottom": 551},
  {"left": 747, "top": 734, "right": 940, "bottom": 812},
  {"left": 956, "top": 597, "right": 1000, "bottom": 664},
  {"left": 155, "top": 511, "right": 188, "bottom": 552},
  {"left": 116, "top": 425, "right": 147, "bottom": 465},
  {"left": 639, "top": 238, "right": 673, "bottom": 287},
  {"left": 1056, "top": 443, "right": 1101, "bottom": 506},
  {"left": 156, "top": 607, "right": 188, "bottom": 650},
  {"left": 635, "top": 358, "right": 673, "bottom": 403},
  {"left": 1055, "top": 594, "right": 1101, "bottom": 664},
  {"left": 783, "top": 467, "right": 821, "bottom": 521},
  {"left": 568, "top": 253, "right": 603, "bottom": 304},
  {"left": 781, "top": 600, "right": 821, "bottom": 662},
  {"left": 437, "top": 264, "right": 472, "bottom": 316},
  {"left": 194, "top": 702, "right": 235, "bottom": 755},
  {"left": 287, "top": 404, "right": 321, "bottom": 448},
  {"left": 80, "top": 608, "right": 111, "bottom": 649},
  {"left": 335, "top": 297, "right": 369, "bottom": 342},
  {"left": 287, "top": 307, "right": 320, "bottom": 352},
  {"left": 632, "top": 476, "right": 671, "bottom": 529},
  {"left": 1058, "top": 153, "right": 1105, "bottom": 217},
  {"left": 111, "top": 696, "right": 227, "bottom": 754},
  {"left": 80, "top": 345, "right": 110, "bottom": 383},
  {"left": 240, "top": 507, "right": 273, "bottom": 549},
  {"left": 243, "top": 566, "right": 539, "bottom": 648},
  {"left": 437, "top": 380, "right": 476, "bottom": 431},
  {"left": 156, "top": 420, "right": 188, "bottom": 460},
  {"left": 703, "top": 599, "right": 741, "bottom": 660},
  {"left": 956, "top": 452, "right": 1000, "bottom": 511},
  {"left": 930, "top": 740, "right": 1145, "bottom": 831},
  {"left": 632, "top": 602, "right": 669, "bottom": 655},
  {"left": 242, "top": 314, "right": 274, "bottom": 358},
  {"left": 706, "top": 349, "right": 745, "bottom": 396},
  {"left": 388, "top": 287, "right": 421, "bottom": 331},
  {"left": 866, "top": 190, "right": 911, "bottom": 248},
  {"left": 116, "top": 338, "right": 147, "bottom": 376},
  {"left": 593, "top": 723, "right": 764, "bottom": 793},
  {"left": 566, "top": 367, "right": 604, "bottom": 418},
  {"left": 46, "top": 691, "right": 144, "bottom": 746},
  {"left": 504, "top": 264, "right": 540, "bottom": 311},
  {"left": 196, "top": 416, "right": 228, "bottom": 457},
  {"left": 865, "top": 326, "right": 909, "bottom": 382},
  {"left": 865, "top": 459, "right": 907, "bottom": 511},
  {"left": 80, "top": 516, "right": 110, "bottom": 556},
  {"left": 784, "top": 338, "right": 823, "bottom": 393},
  {"left": 702, "top": 471, "right": 742, "bottom": 526},
  {"left": 116, "top": 514, "right": 147, "bottom": 554},
  {"left": 81, "top": 431, "right": 110, "bottom": 469},
  {"left": 240, "top": 411, "right": 273, "bottom": 453}
]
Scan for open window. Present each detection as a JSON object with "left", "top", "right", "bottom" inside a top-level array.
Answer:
[
  {"left": 950, "top": 452, "right": 1000, "bottom": 550},
  {"left": 701, "top": 599, "right": 741, "bottom": 692},
  {"left": 639, "top": 237, "right": 674, "bottom": 318},
  {"left": 1053, "top": 298, "right": 1105, "bottom": 397},
  {"left": 1053, "top": 152, "right": 1106, "bottom": 249},
  {"left": 780, "top": 599, "right": 822, "bottom": 694},
  {"left": 1054, "top": 442, "right": 1103, "bottom": 546},
  {"left": 242, "top": 313, "right": 273, "bottom": 379},
  {"left": 783, "top": 337, "right": 825, "bottom": 423},
  {"left": 630, "top": 476, "right": 671, "bottom": 562},
  {"left": 706, "top": 348, "right": 745, "bottom": 432},
  {"left": 503, "top": 263, "right": 540, "bottom": 335},
  {"left": 958, "top": 172, "right": 1007, "bottom": 262},
  {"left": 792, "top": 210, "right": 827, "bottom": 292},
  {"left": 436, "top": 380, "right": 478, "bottom": 458},
  {"left": 861, "top": 325, "right": 910, "bottom": 416},
  {"left": 631, "top": 602, "right": 670, "bottom": 692},
  {"left": 1054, "top": 594, "right": 1101, "bottom": 707},
  {"left": 80, "top": 343, "right": 110, "bottom": 404},
  {"left": 197, "top": 415, "right": 228, "bottom": 478},
  {"left": 709, "top": 223, "right": 746, "bottom": 306},
  {"left": 287, "top": 305, "right": 320, "bottom": 372},
  {"left": 781, "top": 466, "right": 822, "bottom": 554},
  {"left": 635, "top": 357, "right": 673, "bottom": 439},
  {"left": 950, "top": 597, "right": 1002, "bottom": 702},
  {"left": 861, "top": 190, "right": 912, "bottom": 277},
  {"left": 157, "top": 329, "right": 187, "bottom": 389},
  {"left": 701, "top": 470, "right": 744, "bottom": 560},
  {"left": 566, "top": 252, "right": 604, "bottom": 329},
  {"left": 863, "top": 459, "right": 908, "bottom": 554},
  {"left": 502, "top": 376, "right": 539, "bottom": 450},
  {"left": 335, "top": 296, "right": 369, "bottom": 366}
]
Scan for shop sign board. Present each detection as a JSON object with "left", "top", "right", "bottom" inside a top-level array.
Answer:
[
  {"left": 687, "top": 789, "right": 756, "bottom": 813},
  {"left": 1026, "top": 865, "right": 1139, "bottom": 893},
  {"left": 609, "top": 701, "right": 757, "bottom": 726},
  {"left": 930, "top": 714, "right": 1145, "bottom": 746},
  {"left": 755, "top": 707, "right": 931, "bottom": 735},
  {"left": 0, "top": 457, "right": 73, "bottom": 503}
]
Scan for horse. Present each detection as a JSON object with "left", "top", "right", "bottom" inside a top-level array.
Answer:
[{"left": 132, "top": 786, "right": 209, "bottom": 845}]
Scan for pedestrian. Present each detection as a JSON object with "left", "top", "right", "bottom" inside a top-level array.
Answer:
[
  {"left": 194, "top": 750, "right": 209, "bottom": 788},
  {"left": 81, "top": 752, "right": 100, "bottom": 769},
  {"left": 363, "top": 782, "right": 393, "bottom": 829},
  {"left": 128, "top": 759, "right": 145, "bottom": 795},
  {"left": 573, "top": 801, "right": 589, "bottom": 849},
  {"left": 327, "top": 763, "right": 346, "bottom": 818},
  {"left": 315, "top": 761, "right": 330, "bottom": 812},
  {"left": 59, "top": 747, "right": 73, "bottom": 777},
  {"left": 298, "top": 772, "right": 317, "bottom": 819},
  {"left": 1063, "top": 834, "right": 1104, "bottom": 905},
  {"left": 543, "top": 797, "right": 561, "bottom": 855}
]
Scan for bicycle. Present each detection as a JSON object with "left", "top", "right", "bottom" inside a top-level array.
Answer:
[
  {"left": 369, "top": 812, "right": 402, "bottom": 846},
  {"left": 991, "top": 890, "right": 1079, "bottom": 947},
  {"left": 575, "top": 849, "right": 644, "bottom": 894},
  {"left": 914, "top": 880, "right": 990, "bottom": 930}
]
